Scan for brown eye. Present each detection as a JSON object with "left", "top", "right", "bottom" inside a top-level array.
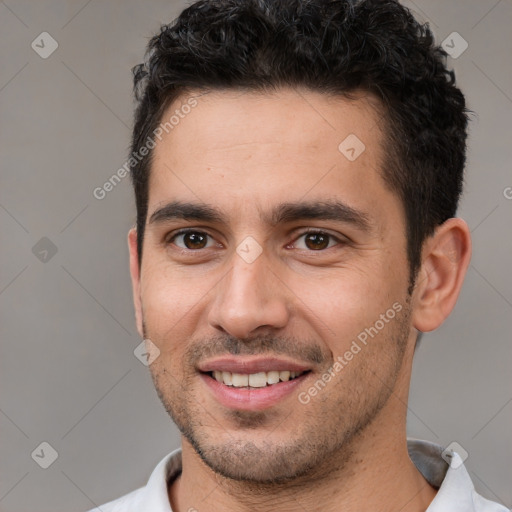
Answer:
[
  {"left": 183, "top": 232, "right": 207, "bottom": 249},
  {"left": 169, "top": 230, "right": 214, "bottom": 250},
  {"left": 304, "top": 232, "right": 330, "bottom": 250},
  {"left": 293, "top": 230, "right": 341, "bottom": 251}
]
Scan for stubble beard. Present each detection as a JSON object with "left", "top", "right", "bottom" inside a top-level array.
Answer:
[{"left": 144, "top": 301, "right": 411, "bottom": 487}]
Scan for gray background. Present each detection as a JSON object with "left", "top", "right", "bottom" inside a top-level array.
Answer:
[{"left": 0, "top": 1, "right": 511, "bottom": 511}]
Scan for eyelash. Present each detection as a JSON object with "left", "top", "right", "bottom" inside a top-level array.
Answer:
[{"left": 165, "top": 228, "right": 345, "bottom": 252}]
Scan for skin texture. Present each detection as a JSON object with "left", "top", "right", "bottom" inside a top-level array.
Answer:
[{"left": 128, "top": 88, "right": 471, "bottom": 511}]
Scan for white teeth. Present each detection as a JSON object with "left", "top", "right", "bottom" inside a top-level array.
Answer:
[
  {"left": 211, "top": 370, "right": 305, "bottom": 387},
  {"left": 279, "top": 370, "right": 291, "bottom": 382},
  {"left": 267, "top": 370, "right": 280, "bottom": 384},
  {"left": 248, "top": 372, "right": 267, "bottom": 388},
  {"left": 231, "top": 373, "right": 249, "bottom": 387}
]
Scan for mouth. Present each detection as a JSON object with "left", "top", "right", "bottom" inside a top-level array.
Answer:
[
  {"left": 205, "top": 369, "right": 311, "bottom": 388},
  {"left": 197, "top": 357, "right": 314, "bottom": 410}
]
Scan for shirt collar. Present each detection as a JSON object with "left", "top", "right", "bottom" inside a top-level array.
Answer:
[
  {"left": 407, "top": 438, "right": 476, "bottom": 511},
  {"left": 138, "top": 448, "right": 181, "bottom": 512}
]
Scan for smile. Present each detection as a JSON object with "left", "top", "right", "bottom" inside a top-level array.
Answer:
[{"left": 209, "top": 370, "right": 309, "bottom": 388}]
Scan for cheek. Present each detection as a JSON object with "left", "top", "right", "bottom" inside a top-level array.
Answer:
[
  {"left": 139, "top": 261, "right": 197, "bottom": 345},
  {"left": 290, "top": 267, "right": 404, "bottom": 353}
]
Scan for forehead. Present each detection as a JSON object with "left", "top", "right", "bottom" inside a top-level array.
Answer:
[
  {"left": 153, "top": 87, "right": 383, "bottom": 160},
  {"left": 147, "top": 88, "right": 397, "bottom": 228}
]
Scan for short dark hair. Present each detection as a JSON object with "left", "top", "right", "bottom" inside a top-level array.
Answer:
[{"left": 130, "top": 0, "right": 468, "bottom": 290}]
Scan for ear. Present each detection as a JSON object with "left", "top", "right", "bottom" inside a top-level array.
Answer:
[
  {"left": 128, "top": 227, "right": 144, "bottom": 338},
  {"left": 411, "top": 218, "right": 472, "bottom": 333}
]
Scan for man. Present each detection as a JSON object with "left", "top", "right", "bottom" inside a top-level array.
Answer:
[{"left": 91, "top": 0, "right": 507, "bottom": 510}]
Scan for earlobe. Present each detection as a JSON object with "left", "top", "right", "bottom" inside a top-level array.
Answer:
[
  {"left": 128, "top": 228, "right": 144, "bottom": 338},
  {"left": 412, "top": 218, "right": 472, "bottom": 333}
]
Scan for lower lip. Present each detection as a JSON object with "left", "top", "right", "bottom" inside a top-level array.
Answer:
[{"left": 200, "top": 372, "right": 310, "bottom": 411}]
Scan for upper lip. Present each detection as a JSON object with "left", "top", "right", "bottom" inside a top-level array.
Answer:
[{"left": 198, "top": 357, "right": 312, "bottom": 374}]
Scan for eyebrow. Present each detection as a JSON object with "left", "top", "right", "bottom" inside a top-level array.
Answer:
[{"left": 148, "top": 199, "right": 371, "bottom": 232}]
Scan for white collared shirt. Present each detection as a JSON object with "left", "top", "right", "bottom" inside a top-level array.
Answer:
[{"left": 88, "top": 439, "right": 508, "bottom": 511}]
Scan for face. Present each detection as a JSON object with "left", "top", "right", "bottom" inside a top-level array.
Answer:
[{"left": 130, "top": 88, "right": 415, "bottom": 483}]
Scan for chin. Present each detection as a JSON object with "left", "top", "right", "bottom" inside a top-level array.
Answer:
[{"left": 189, "top": 432, "right": 334, "bottom": 484}]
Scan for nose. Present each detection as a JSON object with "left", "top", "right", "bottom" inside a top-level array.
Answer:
[{"left": 207, "top": 248, "right": 290, "bottom": 339}]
